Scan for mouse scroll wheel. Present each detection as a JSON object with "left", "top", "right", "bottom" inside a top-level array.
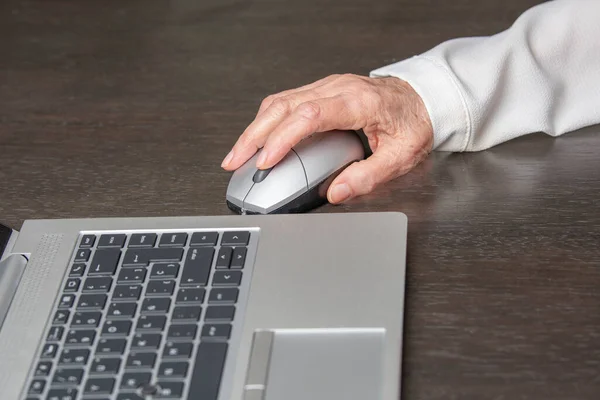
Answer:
[{"left": 253, "top": 168, "right": 273, "bottom": 183}]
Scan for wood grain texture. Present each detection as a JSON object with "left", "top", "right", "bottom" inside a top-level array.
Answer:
[{"left": 1, "top": 0, "right": 599, "bottom": 399}]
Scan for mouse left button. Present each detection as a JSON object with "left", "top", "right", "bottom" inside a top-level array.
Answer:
[{"left": 226, "top": 152, "right": 259, "bottom": 210}]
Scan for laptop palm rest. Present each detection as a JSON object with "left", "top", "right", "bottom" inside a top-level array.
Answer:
[{"left": 243, "top": 328, "right": 385, "bottom": 400}]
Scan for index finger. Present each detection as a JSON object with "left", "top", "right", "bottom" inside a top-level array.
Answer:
[
  {"left": 222, "top": 88, "right": 323, "bottom": 170},
  {"left": 257, "top": 94, "right": 363, "bottom": 169}
]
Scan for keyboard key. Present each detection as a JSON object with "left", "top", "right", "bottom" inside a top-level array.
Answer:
[
  {"left": 40, "top": 343, "right": 58, "bottom": 359},
  {"left": 83, "top": 277, "right": 113, "bottom": 292},
  {"left": 187, "top": 342, "right": 228, "bottom": 400},
  {"left": 112, "top": 285, "right": 142, "bottom": 301},
  {"left": 98, "top": 234, "right": 127, "bottom": 248},
  {"left": 117, "top": 267, "right": 146, "bottom": 284},
  {"left": 59, "top": 349, "right": 90, "bottom": 366},
  {"left": 208, "top": 288, "right": 238, "bottom": 304},
  {"left": 47, "top": 387, "right": 77, "bottom": 400},
  {"left": 89, "top": 248, "right": 121, "bottom": 275},
  {"left": 46, "top": 326, "right": 64, "bottom": 342},
  {"left": 136, "top": 315, "right": 166, "bottom": 332},
  {"left": 159, "top": 233, "right": 188, "bottom": 247},
  {"left": 181, "top": 247, "right": 213, "bottom": 286},
  {"left": 58, "top": 294, "right": 75, "bottom": 309},
  {"left": 163, "top": 341, "right": 193, "bottom": 358},
  {"left": 69, "top": 263, "right": 86, "bottom": 277},
  {"left": 122, "top": 248, "right": 183, "bottom": 266},
  {"left": 52, "top": 310, "right": 70, "bottom": 325},
  {"left": 190, "top": 231, "right": 218, "bottom": 246},
  {"left": 150, "top": 263, "right": 180, "bottom": 279},
  {"left": 77, "top": 294, "right": 107, "bottom": 310},
  {"left": 202, "top": 324, "right": 232, "bottom": 339},
  {"left": 52, "top": 368, "right": 83, "bottom": 385},
  {"left": 63, "top": 278, "right": 80, "bottom": 293},
  {"left": 176, "top": 288, "right": 205, "bottom": 304},
  {"left": 65, "top": 329, "right": 95, "bottom": 346},
  {"left": 155, "top": 381, "right": 184, "bottom": 398},
  {"left": 71, "top": 311, "right": 101, "bottom": 328},
  {"left": 120, "top": 372, "right": 152, "bottom": 390},
  {"left": 129, "top": 233, "right": 157, "bottom": 248},
  {"left": 74, "top": 248, "right": 91, "bottom": 262},
  {"left": 108, "top": 302, "right": 137, "bottom": 318},
  {"left": 90, "top": 357, "right": 121, "bottom": 374},
  {"left": 141, "top": 298, "right": 171, "bottom": 314},
  {"left": 205, "top": 306, "right": 235, "bottom": 322},
  {"left": 84, "top": 377, "right": 115, "bottom": 395},
  {"left": 167, "top": 324, "right": 197, "bottom": 340},
  {"left": 28, "top": 379, "right": 45, "bottom": 394},
  {"left": 126, "top": 352, "right": 156, "bottom": 369},
  {"left": 146, "top": 280, "right": 175, "bottom": 296},
  {"left": 215, "top": 247, "right": 232, "bottom": 268},
  {"left": 34, "top": 361, "right": 52, "bottom": 376},
  {"left": 221, "top": 231, "right": 250, "bottom": 246},
  {"left": 102, "top": 320, "right": 132, "bottom": 336},
  {"left": 172, "top": 306, "right": 202, "bottom": 322},
  {"left": 97, "top": 338, "right": 126, "bottom": 355},
  {"left": 158, "top": 362, "right": 188, "bottom": 378},
  {"left": 212, "top": 271, "right": 242, "bottom": 286},
  {"left": 131, "top": 333, "right": 162, "bottom": 350},
  {"left": 79, "top": 235, "right": 96, "bottom": 248},
  {"left": 231, "top": 247, "right": 247, "bottom": 269}
]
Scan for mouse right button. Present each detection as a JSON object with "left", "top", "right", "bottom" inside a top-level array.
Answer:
[
  {"left": 294, "top": 130, "right": 364, "bottom": 187},
  {"left": 242, "top": 151, "right": 308, "bottom": 214}
]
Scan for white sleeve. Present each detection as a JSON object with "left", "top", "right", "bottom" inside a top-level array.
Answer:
[{"left": 370, "top": 0, "right": 600, "bottom": 152}]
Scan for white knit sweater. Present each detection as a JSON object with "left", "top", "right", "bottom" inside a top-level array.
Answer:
[{"left": 370, "top": 0, "right": 600, "bottom": 152}]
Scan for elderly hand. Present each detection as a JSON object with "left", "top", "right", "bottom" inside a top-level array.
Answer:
[{"left": 221, "top": 73, "right": 434, "bottom": 204}]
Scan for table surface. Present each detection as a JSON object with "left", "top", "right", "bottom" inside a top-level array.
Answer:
[{"left": 2, "top": 0, "right": 599, "bottom": 399}]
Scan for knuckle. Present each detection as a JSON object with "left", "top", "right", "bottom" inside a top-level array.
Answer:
[
  {"left": 260, "top": 94, "right": 277, "bottom": 109},
  {"left": 355, "top": 166, "right": 377, "bottom": 193},
  {"left": 240, "top": 132, "right": 259, "bottom": 148},
  {"left": 296, "top": 101, "right": 321, "bottom": 121},
  {"left": 270, "top": 97, "right": 292, "bottom": 115},
  {"left": 364, "top": 177, "right": 377, "bottom": 193}
]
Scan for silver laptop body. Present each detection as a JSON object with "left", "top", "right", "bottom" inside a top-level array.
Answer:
[{"left": 0, "top": 212, "right": 407, "bottom": 400}]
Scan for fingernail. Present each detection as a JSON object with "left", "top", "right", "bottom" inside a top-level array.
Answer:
[
  {"left": 221, "top": 150, "right": 234, "bottom": 167},
  {"left": 257, "top": 150, "right": 269, "bottom": 168},
  {"left": 330, "top": 183, "right": 351, "bottom": 203}
]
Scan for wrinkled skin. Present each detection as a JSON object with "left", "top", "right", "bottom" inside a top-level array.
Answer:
[{"left": 221, "top": 73, "right": 434, "bottom": 204}]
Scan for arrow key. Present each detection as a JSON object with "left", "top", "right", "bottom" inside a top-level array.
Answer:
[
  {"left": 215, "top": 247, "right": 232, "bottom": 269},
  {"left": 221, "top": 231, "right": 250, "bottom": 246},
  {"left": 230, "top": 247, "right": 247, "bottom": 269},
  {"left": 212, "top": 271, "right": 242, "bottom": 286}
]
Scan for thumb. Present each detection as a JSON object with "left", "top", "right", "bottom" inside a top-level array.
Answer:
[{"left": 327, "top": 149, "right": 397, "bottom": 204}]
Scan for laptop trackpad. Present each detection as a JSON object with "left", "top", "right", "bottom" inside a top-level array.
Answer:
[{"left": 244, "top": 328, "right": 385, "bottom": 400}]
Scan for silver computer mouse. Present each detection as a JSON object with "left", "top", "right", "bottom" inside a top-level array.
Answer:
[{"left": 226, "top": 130, "right": 366, "bottom": 214}]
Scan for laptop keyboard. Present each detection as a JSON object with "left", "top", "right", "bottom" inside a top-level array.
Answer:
[{"left": 23, "top": 230, "right": 255, "bottom": 400}]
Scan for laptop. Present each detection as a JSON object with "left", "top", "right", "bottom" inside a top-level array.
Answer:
[{"left": 0, "top": 212, "right": 407, "bottom": 400}]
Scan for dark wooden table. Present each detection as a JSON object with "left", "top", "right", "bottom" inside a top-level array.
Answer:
[{"left": 2, "top": 0, "right": 599, "bottom": 399}]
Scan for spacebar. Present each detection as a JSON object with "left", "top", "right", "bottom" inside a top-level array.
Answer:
[{"left": 187, "top": 342, "right": 228, "bottom": 400}]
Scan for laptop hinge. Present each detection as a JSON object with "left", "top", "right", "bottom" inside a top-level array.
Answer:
[{"left": 0, "top": 223, "right": 28, "bottom": 330}]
